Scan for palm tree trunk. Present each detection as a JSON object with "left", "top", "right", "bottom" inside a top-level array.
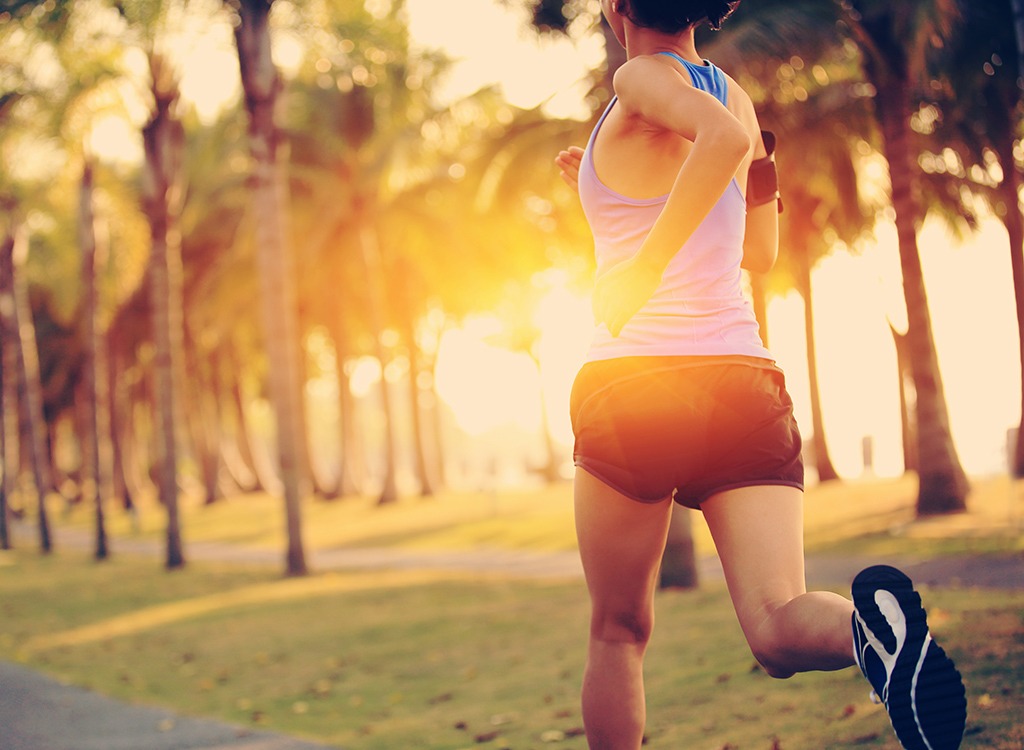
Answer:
[
  {"left": 794, "top": 234, "right": 838, "bottom": 482},
  {"left": 659, "top": 505, "right": 698, "bottom": 589},
  {"left": 183, "top": 333, "right": 222, "bottom": 506},
  {"left": 107, "top": 348, "right": 135, "bottom": 515},
  {"left": 143, "top": 54, "right": 187, "bottom": 569},
  {"left": 0, "top": 235, "right": 13, "bottom": 551},
  {"left": 79, "top": 160, "right": 110, "bottom": 560},
  {"left": 234, "top": 0, "right": 309, "bottom": 574},
  {"left": 404, "top": 323, "right": 436, "bottom": 497},
  {"left": 223, "top": 345, "right": 262, "bottom": 492},
  {"left": 327, "top": 314, "right": 362, "bottom": 497},
  {"left": 995, "top": 117, "right": 1024, "bottom": 477},
  {"left": 1011, "top": 0, "right": 1024, "bottom": 91},
  {"left": 0, "top": 374, "right": 8, "bottom": 550},
  {"left": 357, "top": 220, "right": 399, "bottom": 505},
  {"left": 889, "top": 324, "right": 918, "bottom": 474},
  {"left": 874, "top": 77, "right": 968, "bottom": 514},
  {"left": 531, "top": 354, "right": 562, "bottom": 484},
  {"left": 7, "top": 227, "right": 53, "bottom": 552}
]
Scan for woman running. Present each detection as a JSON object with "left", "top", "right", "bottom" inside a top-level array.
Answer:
[{"left": 555, "top": 2, "right": 967, "bottom": 748}]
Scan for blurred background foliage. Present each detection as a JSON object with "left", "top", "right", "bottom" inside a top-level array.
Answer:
[{"left": 1, "top": 0, "right": 1022, "bottom": 573}]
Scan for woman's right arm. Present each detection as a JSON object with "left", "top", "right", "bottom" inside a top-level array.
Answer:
[{"left": 741, "top": 126, "right": 780, "bottom": 273}]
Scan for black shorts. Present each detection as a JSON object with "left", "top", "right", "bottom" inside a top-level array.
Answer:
[{"left": 570, "top": 356, "right": 804, "bottom": 509}]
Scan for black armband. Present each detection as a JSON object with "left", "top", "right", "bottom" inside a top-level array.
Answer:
[{"left": 748, "top": 130, "right": 783, "bottom": 213}]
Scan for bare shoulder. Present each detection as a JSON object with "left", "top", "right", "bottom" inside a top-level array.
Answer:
[
  {"left": 720, "top": 69, "right": 755, "bottom": 118},
  {"left": 721, "top": 70, "right": 764, "bottom": 155},
  {"left": 613, "top": 55, "right": 694, "bottom": 111}
]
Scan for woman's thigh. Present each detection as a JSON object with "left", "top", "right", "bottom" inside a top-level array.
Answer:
[
  {"left": 701, "top": 485, "right": 807, "bottom": 635},
  {"left": 574, "top": 468, "right": 673, "bottom": 636}
]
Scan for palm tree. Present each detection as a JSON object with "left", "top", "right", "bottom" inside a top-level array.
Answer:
[
  {"left": 840, "top": 0, "right": 969, "bottom": 514},
  {"left": 140, "top": 48, "right": 188, "bottom": 569},
  {"left": 228, "top": 0, "right": 308, "bottom": 575},
  {"left": 924, "top": 1, "right": 1024, "bottom": 477},
  {"left": 78, "top": 158, "right": 111, "bottom": 560},
  {"left": 3, "top": 226, "right": 54, "bottom": 552},
  {"left": 0, "top": 214, "right": 15, "bottom": 552}
]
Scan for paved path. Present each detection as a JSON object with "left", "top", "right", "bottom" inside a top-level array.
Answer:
[
  {"left": 20, "top": 523, "right": 1024, "bottom": 589},
  {"left": 0, "top": 661, "right": 335, "bottom": 750},
  {"left": 4, "top": 523, "right": 1023, "bottom": 750}
]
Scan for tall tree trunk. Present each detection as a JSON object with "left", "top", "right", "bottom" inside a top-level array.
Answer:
[
  {"left": 794, "top": 232, "right": 838, "bottom": 483},
  {"left": 1011, "top": 0, "right": 1024, "bottom": 92},
  {"left": 220, "top": 343, "right": 262, "bottom": 493},
  {"left": 889, "top": 324, "right": 918, "bottom": 474},
  {"left": 143, "top": 52, "right": 187, "bottom": 569},
  {"left": 79, "top": 160, "right": 110, "bottom": 560},
  {"left": 0, "top": 364, "right": 8, "bottom": 549},
  {"left": 296, "top": 340, "right": 335, "bottom": 499},
  {"left": 999, "top": 178, "right": 1024, "bottom": 478},
  {"left": 327, "top": 313, "right": 363, "bottom": 497},
  {"left": 995, "top": 112, "right": 1024, "bottom": 477},
  {"left": 233, "top": 0, "right": 309, "bottom": 574},
  {"left": 357, "top": 220, "right": 399, "bottom": 505},
  {"left": 107, "top": 349, "right": 135, "bottom": 515},
  {"left": 873, "top": 75, "right": 969, "bottom": 515},
  {"left": 6, "top": 228, "right": 53, "bottom": 552},
  {"left": 403, "top": 321, "right": 435, "bottom": 497},
  {"left": 183, "top": 332, "right": 222, "bottom": 505},
  {"left": 0, "top": 233, "right": 13, "bottom": 550},
  {"left": 531, "top": 353, "right": 562, "bottom": 484},
  {"left": 659, "top": 505, "right": 698, "bottom": 589}
]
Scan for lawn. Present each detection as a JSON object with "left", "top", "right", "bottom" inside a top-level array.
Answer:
[{"left": 1, "top": 475, "right": 1022, "bottom": 749}]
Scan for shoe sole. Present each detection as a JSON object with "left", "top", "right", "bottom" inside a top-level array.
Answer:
[{"left": 852, "top": 565, "right": 967, "bottom": 750}]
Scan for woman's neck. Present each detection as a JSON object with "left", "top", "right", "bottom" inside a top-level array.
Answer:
[{"left": 624, "top": 26, "right": 701, "bottom": 64}]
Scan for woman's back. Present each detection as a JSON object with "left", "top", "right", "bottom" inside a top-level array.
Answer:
[{"left": 577, "top": 54, "right": 770, "bottom": 362}]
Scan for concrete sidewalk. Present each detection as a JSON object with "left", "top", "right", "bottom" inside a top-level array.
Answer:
[{"left": 0, "top": 661, "right": 337, "bottom": 750}]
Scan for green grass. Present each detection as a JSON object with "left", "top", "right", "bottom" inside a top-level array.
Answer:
[{"left": 2, "top": 475, "right": 1023, "bottom": 749}]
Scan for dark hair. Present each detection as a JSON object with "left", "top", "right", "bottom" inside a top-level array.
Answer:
[{"left": 623, "top": 0, "right": 740, "bottom": 32}]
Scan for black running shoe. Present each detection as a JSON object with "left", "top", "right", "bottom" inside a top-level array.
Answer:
[{"left": 851, "top": 565, "right": 967, "bottom": 750}]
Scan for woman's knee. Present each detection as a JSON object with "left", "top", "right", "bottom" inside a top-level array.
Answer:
[
  {"left": 749, "top": 645, "right": 796, "bottom": 679},
  {"left": 745, "top": 616, "right": 796, "bottom": 679},
  {"left": 590, "top": 606, "right": 655, "bottom": 646}
]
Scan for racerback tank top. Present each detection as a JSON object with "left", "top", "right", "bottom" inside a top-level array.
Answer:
[{"left": 578, "top": 52, "right": 772, "bottom": 362}]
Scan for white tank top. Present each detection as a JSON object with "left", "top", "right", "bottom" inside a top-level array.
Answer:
[{"left": 578, "top": 55, "right": 772, "bottom": 363}]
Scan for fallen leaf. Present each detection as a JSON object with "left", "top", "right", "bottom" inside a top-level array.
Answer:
[
  {"left": 474, "top": 730, "right": 500, "bottom": 742},
  {"left": 541, "top": 729, "right": 566, "bottom": 742}
]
